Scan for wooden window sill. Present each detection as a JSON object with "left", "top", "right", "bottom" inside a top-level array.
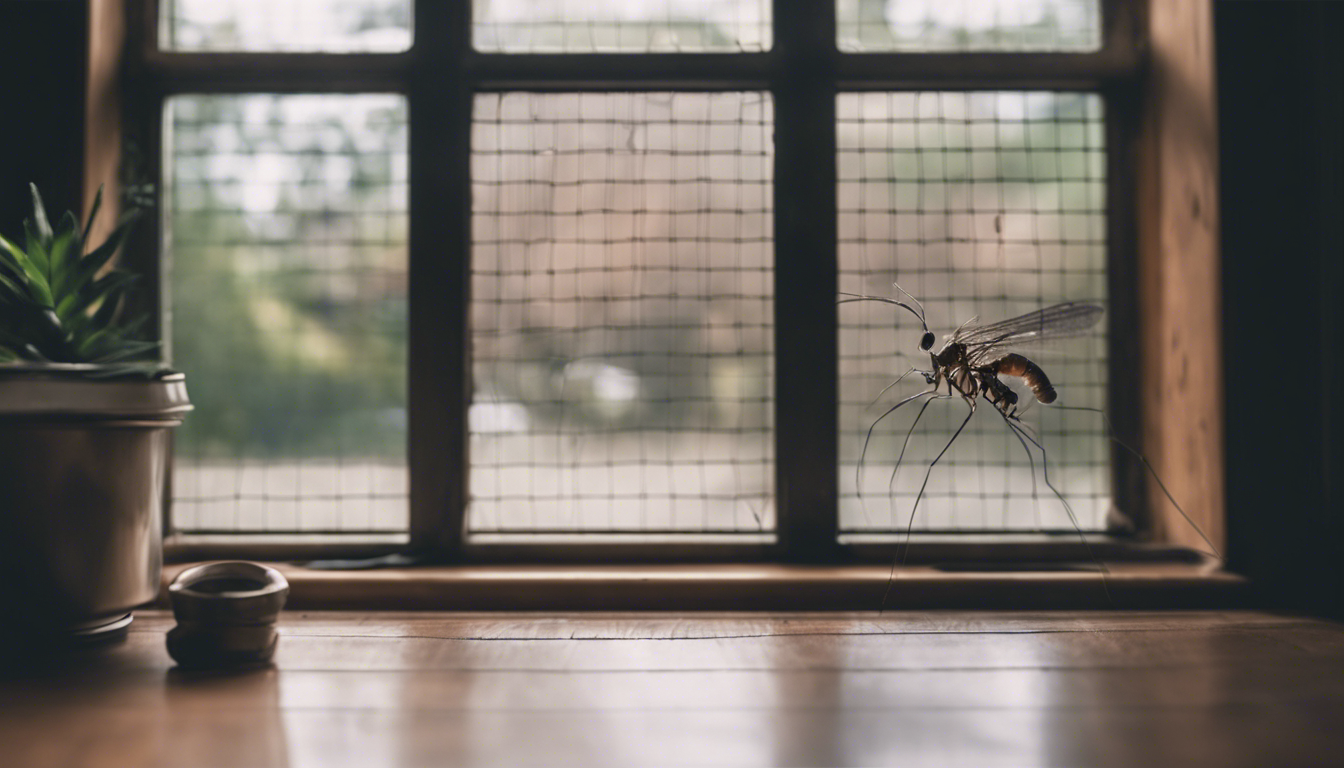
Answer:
[{"left": 159, "top": 562, "right": 1246, "bottom": 611}]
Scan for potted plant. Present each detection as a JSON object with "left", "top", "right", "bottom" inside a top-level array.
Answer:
[{"left": 0, "top": 184, "right": 190, "bottom": 642}]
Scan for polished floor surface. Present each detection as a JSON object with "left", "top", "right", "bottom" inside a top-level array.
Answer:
[{"left": 2, "top": 611, "right": 1343, "bottom": 767}]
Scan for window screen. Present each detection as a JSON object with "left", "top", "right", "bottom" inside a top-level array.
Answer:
[
  {"left": 473, "top": 0, "right": 770, "bottom": 53},
  {"left": 161, "top": 0, "right": 412, "bottom": 52},
  {"left": 469, "top": 92, "right": 774, "bottom": 533},
  {"left": 837, "top": 91, "right": 1109, "bottom": 533},
  {"left": 837, "top": 0, "right": 1101, "bottom": 52},
  {"left": 166, "top": 94, "right": 409, "bottom": 536}
]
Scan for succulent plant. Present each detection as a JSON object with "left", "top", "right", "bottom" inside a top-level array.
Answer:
[{"left": 0, "top": 184, "right": 158, "bottom": 366}]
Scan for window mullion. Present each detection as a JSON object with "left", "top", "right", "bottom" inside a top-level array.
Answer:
[
  {"left": 773, "top": 0, "right": 840, "bottom": 561},
  {"left": 407, "top": 0, "right": 471, "bottom": 557}
]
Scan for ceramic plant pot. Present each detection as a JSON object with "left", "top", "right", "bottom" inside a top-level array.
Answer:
[{"left": 0, "top": 365, "right": 191, "bottom": 641}]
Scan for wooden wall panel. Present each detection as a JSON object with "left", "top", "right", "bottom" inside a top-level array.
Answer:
[
  {"left": 84, "top": 0, "right": 126, "bottom": 241},
  {"left": 1138, "top": 0, "right": 1224, "bottom": 553}
]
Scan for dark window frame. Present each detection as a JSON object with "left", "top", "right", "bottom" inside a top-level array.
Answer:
[{"left": 128, "top": 0, "right": 1178, "bottom": 565}]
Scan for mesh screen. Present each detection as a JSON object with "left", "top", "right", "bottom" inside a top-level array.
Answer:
[
  {"left": 470, "top": 92, "right": 774, "bottom": 533},
  {"left": 162, "top": 0, "right": 411, "bottom": 52},
  {"left": 473, "top": 0, "right": 770, "bottom": 53},
  {"left": 837, "top": 0, "right": 1101, "bottom": 52},
  {"left": 167, "top": 94, "right": 409, "bottom": 535},
  {"left": 837, "top": 91, "right": 1108, "bottom": 533}
]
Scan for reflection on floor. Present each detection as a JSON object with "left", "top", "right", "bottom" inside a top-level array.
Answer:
[{"left": 3, "top": 611, "right": 1342, "bottom": 767}]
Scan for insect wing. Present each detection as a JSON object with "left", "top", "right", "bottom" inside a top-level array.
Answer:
[{"left": 952, "top": 303, "right": 1104, "bottom": 365}]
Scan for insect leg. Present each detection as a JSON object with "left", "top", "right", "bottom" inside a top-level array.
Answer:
[
  {"left": 1000, "top": 412, "right": 1114, "bottom": 606},
  {"left": 1050, "top": 404, "right": 1222, "bottom": 562},
  {"left": 879, "top": 401, "right": 976, "bottom": 613},
  {"left": 900, "top": 403, "right": 976, "bottom": 566},
  {"left": 1007, "top": 415, "right": 1043, "bottom": 527},
  {"left": 867, "top": 366, "right": 917, "bottom": 409},
  {"left": 858, "top": 388, "right": 939, "bottom": 513},
  {"left": 1003, "top": 413, "right": 1039, "bottom": 521},
  {"left": 886, "top": 393, "right": 954, "bottom": 529}
]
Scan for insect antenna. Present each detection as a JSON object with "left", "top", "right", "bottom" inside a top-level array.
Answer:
[
  {"left": 879, "top": 402, "right": 976, "bottom": 613},
  {"left": 1049, "top": 404, "right": 1223, "bottom": 562},
  {"left": 890, "top": 282, "right": 928, "bottom": 329},
  {"left": 998, "top": 410, "right": 1115, "bottom": 606},
  {"left": 837, "top": 292, "right": 929, "bottom": 334}
]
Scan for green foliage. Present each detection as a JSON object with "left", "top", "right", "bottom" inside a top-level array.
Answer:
[
  {"left": 167, "top": 94, "right": 408, "bottom": 459},
  {"left": 0, "top": 184, "right": 158, "bottom": 366}
]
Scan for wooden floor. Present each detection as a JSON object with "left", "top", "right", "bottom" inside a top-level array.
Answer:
[{"left": 3, "top": 611, "right": 1343, "bottom": 767}]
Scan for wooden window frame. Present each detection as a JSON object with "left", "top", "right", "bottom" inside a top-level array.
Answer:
[{"left": 111, "top": 0, "right": 1222, "bottom": 568}]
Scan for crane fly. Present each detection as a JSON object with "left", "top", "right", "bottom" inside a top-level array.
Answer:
[{"left": 839, "top": 285, "right": 1222, "bottom": 609}]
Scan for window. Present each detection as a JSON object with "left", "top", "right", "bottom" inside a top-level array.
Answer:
[{"left": 131, "top": 1, "right": 1219, "bottom": 564}]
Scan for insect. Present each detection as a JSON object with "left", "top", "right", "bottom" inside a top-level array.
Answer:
[{"left": 839, "top": 285, "right": 1221, "bottom": 607}]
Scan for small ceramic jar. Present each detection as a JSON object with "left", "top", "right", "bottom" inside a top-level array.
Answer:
[{"left": 167, "top": 561, "right": 289, "bottom": 668}]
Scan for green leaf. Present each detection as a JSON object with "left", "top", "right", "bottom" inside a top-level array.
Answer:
[
  {"left": 46, "top": 224, "right": 76, "bottom": 298},
  {"left": 28, "top": 183, "right": 53, "bottom": 246},
  {"left": 90, "top": 281, "right": 128, "bottom": 327},
  {"left": 59, "top": 269, "right": 136, "bottom": 321},
  {"left": 3, "top": 185, "right": 149, "bottom": 364},
  {"left": 39, "top": 307, "right": 64, "bottom": 334},
  {"left": 0, "top": 235, "right": 53, "bottom": 307},
  {"left": 72, "top": 327, "right": 109, "bottom": 359},
  {"left": 82, "top": 185, "right": 104, "bottom": 248},
  {"left": 63, "top": 215, "right": 136, "bottom": 298},
  {"left": 93, "top": 339, "right": 160, "bottom": 364},
  {"left": 27, "top": 307, "right": 68, "bottom": 357},
  {"left": 0, "top": 271, "right": 30, "bottom": 304},
  {"left": 25, "top": 271, "right": 52, "bottom": 308},
  {"left": 23, "top": 220, "right": 50, "bottom": 281},
  {"left": 0, "top": 233, "right": 28, "bottom": 275}
]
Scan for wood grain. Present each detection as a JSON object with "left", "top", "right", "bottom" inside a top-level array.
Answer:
[
  {"left": 1138, "top": 0, "right": 1226, "bottom": 551},
  {"left": 3, "top": 611, "right": 1342, "bottom": 767},
  {"left": 160, "top": 562, "right": 1246, "bottom": 611},
  {"left": 83, "top": 0, "right": 124, "bottom": 242}
]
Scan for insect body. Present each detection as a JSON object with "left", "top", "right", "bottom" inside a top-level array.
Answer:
[
  {"left": 919, "top": 302, "right": 1103, "bottom": 417},
  {"left": 840, "top": 287, "right": 1103, "bottom": 421},
  {"left": 839, "top": 285, "right": 1221, "bottom": 609}
]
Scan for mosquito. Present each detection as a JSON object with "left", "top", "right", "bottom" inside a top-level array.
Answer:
[{"left": 838, "top": 285, "right": 1222, "bottom": 607}]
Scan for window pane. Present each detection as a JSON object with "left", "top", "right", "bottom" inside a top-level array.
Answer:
[
  {"left": 837, "top": 0, "right": 1101, "bottom": 52},
  {"left": 167, "top": 94, "right": 409, "bottom": 536},
  {"left": 471, "top": 92, "right": 774, "bottom": 533},
  {"left": 473, "top": 0, "right": 770, "bottom": 53},
  {"left": 837, "top": 92, "right": 1108, "bottom": 533},
  {"left": 163, "top": 0, "right": 411, "bottom": 52}
]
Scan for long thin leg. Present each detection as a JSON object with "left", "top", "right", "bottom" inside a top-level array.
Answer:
[
  {"left": 886, "top": 394, "right": 952, "bottom": 529},
  {"left": 1009, "top": 416, "right": 1044, "bottom": 527},
  {"left": 858, "top": 388, "right": 938, "bottom": 507},
  {"left": 1051, "top": 404, "right": 1222, "bottom": 561},
  {"left": 1001, "top": 409, "right": 1039, "bottom": 518},
  {"left": 879, "top": 401, "right": 976, "bottom": 613},
  {"left": 868, "top": 366, "right": 917, "bottom": 409},
  {"left": 1001, "top": 413, "right": 1114, "bottom": 606}
]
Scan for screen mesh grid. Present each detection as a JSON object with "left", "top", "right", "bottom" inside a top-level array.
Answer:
[
  {"left": 836, "top": 0, "right": 1101, "bottom": 53},
  {"left": 162, "top": 0, "right": 412, "bottom": 52},
  {"left": 472, "top": 0, "right": 770, "bottom": 53},
  {"left": 470, "top": 92, "right": 775, "bottom": 534},
  {"left": 166, "top": 93, "right": 409, "bottom": 536},
  {"left": 837, "top": 91, "right": 1109, "bottom": 534}
]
